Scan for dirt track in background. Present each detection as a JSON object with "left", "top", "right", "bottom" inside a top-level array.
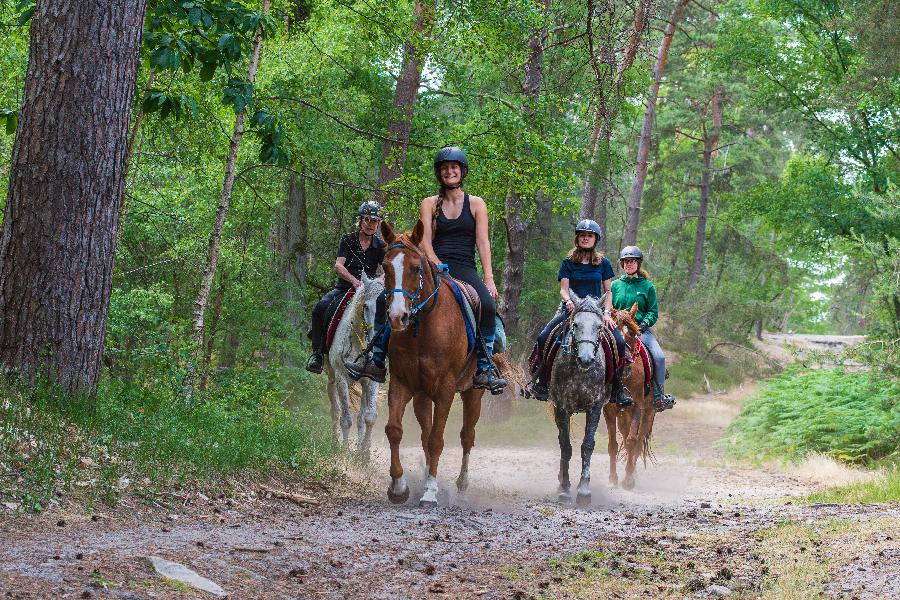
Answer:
[{"left": 1, "top": 339, "right": 897, "bottom": 599}]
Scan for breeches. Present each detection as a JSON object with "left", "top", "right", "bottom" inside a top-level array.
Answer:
[{"left": 641, "top": 330, "right": 666, "bottom": 390}]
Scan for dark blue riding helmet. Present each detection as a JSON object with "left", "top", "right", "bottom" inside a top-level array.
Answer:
[
  {"left": 434, "top": 146, "right": 469, "bottom": 179},
  {"left": 357, "top": 201, "right": 383, "bottom": 219},
  {"left": 575, "top": 219, "right": 603, "bottom": 238}
]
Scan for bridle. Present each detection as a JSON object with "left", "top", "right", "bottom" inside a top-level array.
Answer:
[
  {"left": 385, "top": 240, "right": 441, "bottom": 323},
  {"left": 564, "top": 301, "right": 608, "bottom": 358}
]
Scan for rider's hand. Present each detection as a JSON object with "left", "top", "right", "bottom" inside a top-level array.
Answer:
[
  {"left": 639, "top": 321, "right": 650, "bottom": 334},
  {"left": 485, "top": 279, "right": 499, "bottom": 300},
  {"left": 352, "top": 279, "right": 362, "bottom": 289},
  {"left": 604, "top": 314, "right": 617, "bottom": 329},
  {"left": 564, "top": 298, "right": 575, "bottom": 312}
]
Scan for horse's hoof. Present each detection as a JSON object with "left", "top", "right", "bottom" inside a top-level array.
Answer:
[
  {"left": 576, "top": 493, "right": 591, "bottom": 507},
  {"left": 557, "top": 491, "right": 572, "bottom": 503},
  {"left": 622, "top": 477, "right": 635, "bottom": 491},
  {"left": 456, "top": 478, "right": 469, "bottom": 493},
  {"left": 419, "top": 499, "right": 438, "bottom": 509},
  {"left": 608, "top": 478, "right": 619, "bottom": 488},
  {"left": 387, "top": 486, "right": 409, "bottom": 504}
]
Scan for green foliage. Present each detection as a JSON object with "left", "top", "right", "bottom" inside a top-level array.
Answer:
[
  {"left": 0, "top": 373, "right": 335, "bottom": 511},
  {"left": 805, "top": 469, "right": 900, "bottom": 504},
  {"left": 724, "top": 368, "right": 900, "bottom": 465}
]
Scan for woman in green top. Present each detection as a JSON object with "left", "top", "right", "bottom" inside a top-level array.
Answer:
[{"left": 611, "top": 246, "right": 675, "bottom": 412}]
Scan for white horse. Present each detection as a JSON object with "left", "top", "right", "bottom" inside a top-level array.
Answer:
[{"left": 324, "top": 273, "right": 385, "bottom": 458}]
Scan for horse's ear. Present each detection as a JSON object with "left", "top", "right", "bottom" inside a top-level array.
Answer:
[
  {"left": 409, "top": 219, "right": 425, "bottom": 246},
  {"left": 381, "top": 220, "right": 397, "bottom": 244},
  {"left": 569, "top": 291, "right": 582, "bottom": 305},
  {"left": 629, "top": 302, "right": 638, "bottom": 318}
]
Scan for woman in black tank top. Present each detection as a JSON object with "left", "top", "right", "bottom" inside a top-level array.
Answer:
[{"left": 347, "top": 147, "right": 506, "bottom": 393}]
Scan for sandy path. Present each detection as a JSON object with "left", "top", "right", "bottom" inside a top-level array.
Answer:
[{"left": 1, "top": 382, "right": 897, "bottom": 599}]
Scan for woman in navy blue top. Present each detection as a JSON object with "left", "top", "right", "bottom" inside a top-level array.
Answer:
[{"left": 527, "top": 219, "right": 630, "bottom": 401}]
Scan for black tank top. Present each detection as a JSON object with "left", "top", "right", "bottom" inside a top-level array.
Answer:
[{"left": 432, "top": 193, "right": 476, "bottom": 269}]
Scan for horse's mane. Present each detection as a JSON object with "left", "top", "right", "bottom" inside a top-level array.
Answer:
[{"left": 613, "top": 308, "right": 640, "bottom": 337}]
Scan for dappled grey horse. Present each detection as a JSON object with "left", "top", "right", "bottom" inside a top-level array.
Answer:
[
  {"left": 325, "top": 274, "right": 385, "bottom": 458},
  {"left": 549, "top": 292, "right": 612, "bottom": 506}
]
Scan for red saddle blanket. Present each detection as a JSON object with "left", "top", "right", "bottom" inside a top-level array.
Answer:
[
  {"left": 633, "top": 336, "right": 653, "bottom": 387},
  {"left": 529, "top": 322, "right": 620, "bottom": 385},
  {"left": 324, "top": 288, "right": 356, "bottom": 353}
]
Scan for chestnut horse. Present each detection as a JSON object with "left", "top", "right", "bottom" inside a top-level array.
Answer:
[
  {"left": 604, "top": 304, "right": 656, "bottom": 490},
  {"left": 380, "top": 219, "right": 485, "bottom": 507}
]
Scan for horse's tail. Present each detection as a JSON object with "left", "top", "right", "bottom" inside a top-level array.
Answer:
[
  {"left": 493, "top": 352, "right": 527, "bottom": 398},
  {"left": 641, "top": 425, "right": 657, "bottom": 467}
]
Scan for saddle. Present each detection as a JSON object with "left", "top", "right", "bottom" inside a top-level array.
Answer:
[
  {"left": 324, "top": 288, "right": 356, "bottom": 353},
  {"left": 632, "top": 336, "right": 653, "bottom": 388},
  {"left": 528, "top": 318, "right": 620, "bottom": 385},
  {"left": 441, "top": 276, "right": 507, "bottom": 355}
]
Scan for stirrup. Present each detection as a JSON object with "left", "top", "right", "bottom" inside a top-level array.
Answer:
[{"left": 653, "top": 393, "right": 675, "bottom": 412}]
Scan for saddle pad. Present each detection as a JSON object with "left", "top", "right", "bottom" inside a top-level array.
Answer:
[
  {"left": 450, "top": 277, "right": 480, "bottom": 313},
  {"left": 634, "top": 336, "right": 653, "bottom": 387},
  {"left": 446, "top": 278, "right": 476, "bottom": 354},
  {"left": 538, "top": 320, "right": 617, "bottom": 384},
  {"left": 324, "top": 288, "right": 356, "bottom": 353}
]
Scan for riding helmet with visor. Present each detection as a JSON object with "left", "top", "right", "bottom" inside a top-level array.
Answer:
[
  {"left": 434, "top": 146, "right": 469, "bottom": 186},
  {"left": 357, "top": 201, "right": 383, "bottom": 220},
  {"left": 619, "top": 245, "right": 644, "bottom": 263},
  {"left": 575, "top": 219, "right": 603, "bottom": 239}
]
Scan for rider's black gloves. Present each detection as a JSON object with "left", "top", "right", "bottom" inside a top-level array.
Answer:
[{"left": 639, "top": 321, "right": 650, "bottom": 334}]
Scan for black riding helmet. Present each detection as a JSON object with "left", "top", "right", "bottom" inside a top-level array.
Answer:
[{"left": 434, "top": 146, "right": 469, "bottom": 187}]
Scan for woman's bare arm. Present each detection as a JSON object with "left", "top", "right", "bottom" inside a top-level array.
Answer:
[
  {"left": 418, "top": 196, "right": 442, "bottom": 265},
  {"left": 470, "top": 196, "right": 498, "bottom": 298}
]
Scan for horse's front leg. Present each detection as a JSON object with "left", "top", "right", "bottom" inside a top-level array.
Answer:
[
  {"left": 357, "top": 379, "right": 379, "bottom": 461},
  {"left": 326, "top": 375, "right": 341, "bottom": 447},
  {"left": 576, "top": 399, "right": 604, "bottom": 506},
  {"left": 385, "top": 381, "right": 413, "bottom": 504},
  {"left": 456, "top": 388, "right": 483, "bottom": 493},
  {"left": 334, "top": 375, "right": 353, "bottom": 449},
  {"left": 412, "top": 393, "right": 433, "bottom": 475},
  {"left": 554, "top": 404, "right": 573, "bottom": 502},
  {"left": 419, "top": 389, "right": 454, "bottom": 508},
  {"left": 603, "top": 403, "right": 619, "bottom": 487}
]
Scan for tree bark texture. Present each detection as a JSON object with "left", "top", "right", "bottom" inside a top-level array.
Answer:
[
  {"left": 501, "top": 0, "right": 549, "bottom": 335},
  {"left": 580, "top": 0, "right": 654, "bottom": 248},
  {"left": 622, "top": 0, "right": 690, "bottom": 247},
  {"left": 688, "top": 88, "right": 722, "bottom": 290},
  {"left": 191, "top": 0, "right": 270, "bottom": 368},
  {"left": 278, "top": 169, "right": 310, "bottom": 356},
  {"left": 0, "top": 0, "right": 148, "bottom": 393},
  {"left": 372, "top": 0, "right": 434, "bottom": 205}
]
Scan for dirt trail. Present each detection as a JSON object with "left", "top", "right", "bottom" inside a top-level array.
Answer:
[{"left": 2, "top": 376, "right": 898, "bottom": 599}]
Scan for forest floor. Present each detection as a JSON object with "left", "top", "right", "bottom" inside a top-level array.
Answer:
[{"left": 1, "top": 339, "right": 897, "bottom": 599}]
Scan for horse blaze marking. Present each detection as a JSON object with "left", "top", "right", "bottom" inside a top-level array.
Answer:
[{"left": 389, "top": 254, "right": 406, "bottom": 319}]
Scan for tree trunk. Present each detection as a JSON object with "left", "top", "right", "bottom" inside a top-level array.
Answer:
[
  {"left": 623, "top": 0, "right": 690, "bottom": 247},
  {"left": 0, "top": 0, "right": 147, "bottom": 393},
  {"left": 372, "top": 0, "right": 434, "bottom": 205},
  {"left": 280, "top": 169, "right": 309, "bottom": 332},
  {"left": 688, "top": 88, "right": 722, "bottom": 289},
  {"left": 501, "top": 0, "right": 549, "bottom": 335},
  {"left": 191, "top": 0, "right": 269, "bottom": 377}
]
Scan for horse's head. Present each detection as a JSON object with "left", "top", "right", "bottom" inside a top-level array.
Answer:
[
  {"left": 381, "top": 219, "right": 429, "bottom": 332},
  {"left": 613, "top": 302, "right": 641, "bottom": 346},
  {"left": 570, "top": 292, "right": 608, "bottom": 369},
  {"left": 360, "top": 273, "right": 386, "bottom": 343}
]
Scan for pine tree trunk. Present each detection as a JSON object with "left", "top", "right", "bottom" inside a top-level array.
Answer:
[
  {"left": 623, "top": 0, "right": 690, "bottom": 247},
  {"left": 191, "top": 0, "right": 269, "bottom": 378},
  {"left": 281, "top": 170, "right": 309, "bottom": 332},
  {"left": 688, "top": 88, "right": 722, "bottom": 290},
  {"left": 0, "top": 0, "right": 147, "bottom": 393},
  {"left": 501, "top": 0, "right": 549, "bottom": 335},
  {"left": 372, "top": 0, "right": 434, "bottom": 205}
]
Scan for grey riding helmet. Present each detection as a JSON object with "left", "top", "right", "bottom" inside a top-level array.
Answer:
[
  {"left": 575, "top": 219, "right": 603, "bottom": 238},
  {"left": 357, "top": 201, "right": 383, "bottom": 219},
  {"left": 433, "top": 146, "right": 469, "bottom": 181},
  {"left": 619, "top": 245, "right": 644, "bottom": 262}
]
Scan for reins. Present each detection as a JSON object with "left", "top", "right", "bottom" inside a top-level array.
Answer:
[
  {"left": 563, "top": 301, "right": 607, "bottom": 357},
  {"left": 384, "top": 239, "right": 442, "bottom": 330}
]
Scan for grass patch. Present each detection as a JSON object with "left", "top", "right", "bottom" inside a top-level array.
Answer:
[
  {"left": 0, "top": 370, "right": 336, "bottom": 512},
  {"left": 666, "top": 352, "right": 746, "bottom": 399},
  {"left": 805, "top": 468, "right": 900, "bottom": 504},
  {"left": 723, "top": 367, "right": 900, "bottom": 465}
]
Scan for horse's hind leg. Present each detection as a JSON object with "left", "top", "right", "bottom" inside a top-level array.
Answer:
[
  {"left": 357, "top": 379, "right": 379, "bottom": 460},
  {"left": 554, "top": 404, "right": 573, "bottom": 502},
  {"left": 456, "top": 388, "right": 483, "bottom": 493},
  {"left": 386, "top": 381, "right": 413, "bottom": 504},
  {"left": 419, "top": 391, "right": 454, "bottom": 508},
  {"left": 603, "top": 403, "right": 619, "bottom": 487},
  {"left": 576, "top": 400, "right": 603, "bottom": 506},
  {"left": 622, "top": 403, "right": 642, "bottom": 490}
]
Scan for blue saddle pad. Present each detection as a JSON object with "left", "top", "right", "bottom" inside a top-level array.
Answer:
[{"left": 446, "top": 278, "right": 476, "bottom": 354}]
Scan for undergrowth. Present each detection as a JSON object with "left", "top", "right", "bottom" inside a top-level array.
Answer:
[
  {"left": 0, "top": 370, "right": 336, "bottom": 512},
  {"left": 804, "top": 468, "right": 900, "bottom": 504},
  {"left": 723, "top": 367, "right": 900, "bottom": 466}
]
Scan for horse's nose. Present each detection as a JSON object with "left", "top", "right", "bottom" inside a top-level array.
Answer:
[
  {"left": 577, "top": 356, "right": 593, "bottom": 369},
  {"left": 400, "top": 314, "right": 409, "bottom": 327}
]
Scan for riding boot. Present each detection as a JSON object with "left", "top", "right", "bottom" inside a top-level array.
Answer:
[
  {"left": 612, "top": 378, "right": 634, "bottom": 407},
  {"left": 524, "top": 366, "right": 550, "bottom": 401},
  {"left": 305, "top": 351, "right": 324, "bottom": 374},
  {"left": 652, "top": 379, "right": 675, "bottom": 412},
  {"left": 344, "top": 326, "right": 389, "bottom": 383},
  {"left": 473, "top": 334, "right": 507, "bottom": 393}
]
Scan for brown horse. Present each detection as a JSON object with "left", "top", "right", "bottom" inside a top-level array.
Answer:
[
  {"left": 380, "top": 219, "right": 485, "bottom": 507},
  {"left": 603, "top": 303, "right": 655, "bottom": 490}
]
